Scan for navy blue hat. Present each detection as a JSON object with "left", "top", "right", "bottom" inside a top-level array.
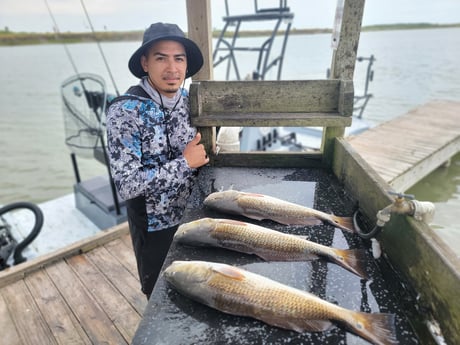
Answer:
[{"left": 128, "top": 22, "right": 204, "bottom": 79}]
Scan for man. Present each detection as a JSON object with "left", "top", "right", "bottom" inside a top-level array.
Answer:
[{"left": 106, "top": 23, "right": 209, "bottom": 299}]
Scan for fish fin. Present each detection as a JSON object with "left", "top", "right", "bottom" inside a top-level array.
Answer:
[
  {"left": 266, "top": 317, "right": 333, "bottom": 333},
  {"left": 212, "top": 265, "right": 246, "bottom": 281},
  {"left": 329, "top": 216, "right": 356, "bottom": 233},
  {"left": 293, "top": 320, "right": 333, "bottom": 332},
  {"left": 270, "top": 216, "right": 322, "bottom": 226},
  {"left": 241, "top": 212, "right": 266, "bottom": 222},
  {"left": 347, "top": 311, "right": 398, "bottom": 345},
  {"left": 330, "top": 249, "right": 369, "bottom": 279}
]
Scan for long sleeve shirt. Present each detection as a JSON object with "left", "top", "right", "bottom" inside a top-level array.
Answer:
[{"left": 106, "top": 80, "right": 197, "bottom": 231}]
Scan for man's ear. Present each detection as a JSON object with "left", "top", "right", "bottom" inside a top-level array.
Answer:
[{"left": 141, "top": 55, "right": 148, "bottom": 72}]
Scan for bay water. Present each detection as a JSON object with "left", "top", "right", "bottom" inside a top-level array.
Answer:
[{"left": 0, "top": 27, "right": 459, "bottom": 255}]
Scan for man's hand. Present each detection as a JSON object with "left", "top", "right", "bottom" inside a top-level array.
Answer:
[{"left": 183, "top": 132, "right": 209, "bottom": 168}]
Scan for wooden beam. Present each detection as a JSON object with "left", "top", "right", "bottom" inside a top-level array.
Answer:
[
  {"left": 186, "top": 0, "right": 213, "bottom": 81},
  {"left": 186, "top": 0, "right": 215, "bottom": 153},
  {"left": 193, "top": 112, "right": 352, "bottom": 127},
  {"left": 330, "top": 0, "right": 365, "bottom": 80},
  {"left": 191, "top": 80, "right": 343, "bottom": 114}
]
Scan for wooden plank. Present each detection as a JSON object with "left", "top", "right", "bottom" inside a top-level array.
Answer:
[
  {"left": 24, "top": 270, "right": 91, "bottom": 345},
  {"left": 120, "top": 233, "right": 134, "bottom": 250},
  {"left": 0, "top": 222, "right": 129, "bottom": 289},
  {"left": 186, "top": 0, "right": 213, "bottom": 81},
  {"left": 85, "top": 246, "right": 147, "bottom": 315},
  {"left": 338, "top": 79, "right": 354, "bottom": 116},
  {"left": 391, "top": 136, "right": 460, "bottom": 191},
  {"left": 1, "top": 280, "right": 57, "bottom": 345},
  {"left": 192, "top": 112, "right": 352, "bottom": 127},
  {"left": 0, "top": 293, "right": 22, "bottom": 345},
  {"left": 103, "top": 238, "right": 139, "bottom": 279},
  {"left": 191, "top": 80, "right": 342, "bottom": 114},
  {"left": 348, "top": 100, "right": 460, "bottom": 191},
  {"left": 46, "top": 261, "right": 128, "bottom": 345},
  {"left": 67, "top": 254, "right": 142, "bottom": 343},
  {"left": 329, "top": 0, "right": 365, "bottom": 80}
]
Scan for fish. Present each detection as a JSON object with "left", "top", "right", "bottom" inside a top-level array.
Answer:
[
  {"left": 164, "top": 260, "right": 398, "bottom": 345},
  {"left": 203, "top": 190, "right": 356, "bottom": 232},
  {"left": 175, "top": 218, "right": 368, "bottom": 279}
]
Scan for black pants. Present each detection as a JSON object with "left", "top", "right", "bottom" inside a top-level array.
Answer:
[{"left": 125, "top": 196, "right": 178, "bottom": 299}]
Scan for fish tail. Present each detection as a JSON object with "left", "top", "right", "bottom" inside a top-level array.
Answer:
[
  {"left": 347, "top": 311, "right": 398, "bottom": 345},
  {"left": 331, "top": 249, "right": 369, "bottom": 279},
  {"left": 330, "top": 216, "right": 356, "bottom": 232}
]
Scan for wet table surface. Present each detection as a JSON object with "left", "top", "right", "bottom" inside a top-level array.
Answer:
[{"left": 132, "top": 167, "right": 419, "bottom": 345}]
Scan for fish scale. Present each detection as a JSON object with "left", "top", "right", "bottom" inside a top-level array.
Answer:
[
  {"left": 210, "top": 272, "right": 335, "bottom": 322},
  {"left": 216, "top": 222, "right": 309, "bottom": 256},
  {"left": 164, "top": 261, "right": 398, "bottom": 345},
  {"left": 175, "top": 218, "right": 369, "bottom": 279},
  {"left": 203, "top": 190, "right": 356, "bottom": 232}
]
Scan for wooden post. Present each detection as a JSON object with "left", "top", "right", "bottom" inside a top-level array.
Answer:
[
  {"left": 186, "top": 0, "right": 213, "bottom": 81},
  {"left": 186, "top": 0, "right": 216, "bottom": 156},
  {"left": 323, "top": 0, "right": 365, "bottom": 166}
]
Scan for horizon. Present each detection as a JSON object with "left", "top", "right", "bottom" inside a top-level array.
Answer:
[
  {"left": 2, "top": 21, "right": 459, "bottom": 35},
  {"left": 1, "top": 0, "right": 459, "bottom": 33}
]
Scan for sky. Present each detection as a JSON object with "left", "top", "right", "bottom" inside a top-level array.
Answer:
[{"left": 0, "top": 0, "right": 459, "bottom": 33}]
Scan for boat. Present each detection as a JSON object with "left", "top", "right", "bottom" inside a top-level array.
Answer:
[{"left": 1, "top": 1, "right": 459, "bottom": 344}]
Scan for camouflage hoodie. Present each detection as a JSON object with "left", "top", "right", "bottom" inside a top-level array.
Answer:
[{"left": 106, "top": 77, "right": 197, "bottom": 232}]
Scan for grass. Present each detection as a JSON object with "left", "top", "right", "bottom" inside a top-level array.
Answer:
[{"left": 1, "top": 23, "right": 459, "bottom": 46}]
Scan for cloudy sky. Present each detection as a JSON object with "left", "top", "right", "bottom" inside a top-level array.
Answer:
[{"left": 1, "top": 0, "right": 459, "bottom": 33}]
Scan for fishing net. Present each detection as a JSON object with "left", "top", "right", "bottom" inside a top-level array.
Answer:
[{"left": 61, "top": 73, "right": 107, "bottom": 158}]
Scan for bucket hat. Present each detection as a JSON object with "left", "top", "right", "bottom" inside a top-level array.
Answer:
[{"left": 128, "top": 22, "right": 204, "bottom": 79}]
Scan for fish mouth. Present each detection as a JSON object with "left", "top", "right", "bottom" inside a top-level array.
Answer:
[
  {"left": 163, "top": 260, "right": 213, "bottom": 285},
  {"left": 175, "top": 222, "right": 191, "bottom": 238},
  {"left": 163, "top": 261, "right": 190, "bottom": 282},
  {"left": 174, "top": 218, "right": 215, "bottom": 243}
]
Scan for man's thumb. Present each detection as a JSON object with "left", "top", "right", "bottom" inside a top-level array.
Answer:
[{"left": 194, "top": 132, "right": 201, "bottom": 143}]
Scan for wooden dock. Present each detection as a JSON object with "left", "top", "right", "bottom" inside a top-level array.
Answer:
[
  {"left": 0, "top": 223, "right": 146, "bottom": 345},
  {"left": 347, "top": 100, "right": 460, "bottom": 192}
]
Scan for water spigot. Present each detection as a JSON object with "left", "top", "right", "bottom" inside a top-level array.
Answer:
[
  {"left": 354, "top": 191, "right": 436, "bottom": 259},
  {"left": 354, "top": 191, "right": 436, "bottom": 241},
  {"left": 387, "top": 191, "right": 435, "bottom": 223}
]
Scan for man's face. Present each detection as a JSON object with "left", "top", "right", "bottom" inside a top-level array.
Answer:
[{"left": 141, "top": 40, "right": 187, "bottom": 97}]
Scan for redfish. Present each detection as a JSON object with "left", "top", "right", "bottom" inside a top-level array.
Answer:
[
  {"left": 203, "top": 190, "right": 356, "bottom": 232},
  {"left": 164, "top": 260, "right": 398, "bottom": 345},
  {"left": 175, "top": 218, "right": 368, "bottom": 279}
]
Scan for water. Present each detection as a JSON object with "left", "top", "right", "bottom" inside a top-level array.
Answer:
[{"left": 0, "top": 28, "right": 459, "bottom": 256}]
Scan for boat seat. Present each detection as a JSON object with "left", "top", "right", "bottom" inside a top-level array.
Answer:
[
  {"left": 74, "top": 175, "right": 127, "bottom": 229},
  {"left": 75, "top": 176, "right": 125, "bottom": 214}
]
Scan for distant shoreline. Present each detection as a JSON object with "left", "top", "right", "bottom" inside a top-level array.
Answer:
[{"left": 1, "top": 22, "right": 459, "bottom": 46}]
